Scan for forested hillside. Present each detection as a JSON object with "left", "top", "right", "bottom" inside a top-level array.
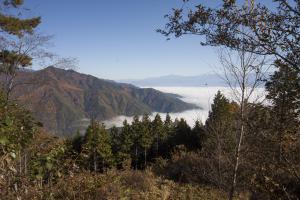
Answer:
[
  {"left": 1, "top": 0, "right": 300, "bottom": 199},
  {"left": 6, "top": 66, "right": 197, "bottom": 136}
]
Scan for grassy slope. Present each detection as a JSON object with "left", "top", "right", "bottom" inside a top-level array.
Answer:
[{"left": 15, "top": 170, "right": 232, "bottom": 200}]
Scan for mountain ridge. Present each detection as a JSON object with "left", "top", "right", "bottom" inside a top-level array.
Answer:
[
  {"left": 120, "top": 73, "right": 226, "bottom": 87},
  {"left": 120, "top": 72, "right": 271, "bottom": 87},
  {"left": 7, "top": 67, "right": 198, "bottom": 136}
]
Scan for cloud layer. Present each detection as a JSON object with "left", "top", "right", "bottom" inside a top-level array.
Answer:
[{"left": 102, "top": 86, "right": 266, "bottom": 128}]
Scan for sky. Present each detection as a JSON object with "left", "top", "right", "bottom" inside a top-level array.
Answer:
[{"left": 22, "top": 0, "right": 274, "bottom": 80}]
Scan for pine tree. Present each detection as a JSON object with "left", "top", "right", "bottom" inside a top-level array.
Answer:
[
  {"left": 110, "top": 126, "right": 121, "bottom": 165},
  {"left": 112, "top": 121, "right": 133, "bottom": 168},
  {"left": 206, "top": 91, "right": 233, "bottom": 127},
  {"left": 0, "top": 0, "right": 41, "bottom": 97},
  {"left": 171, "top": 118, "right": 192, "bottom": 149},
  {"left": 164, "top": 113, "right": 174, "bottom": 137},
  {"left": 120, "top": 120, "right": 133, "bottom": 165},
  {"left": 161, "top": 113, "right": 175, "bottom": 157},
  {"left": 205, "top": 91, "right": 237, "bottom": 152},
  {"left": 0, "top": 2, "right": 42, "bottom": 192},
  {"left": 71, "top": 130, "right": 83, "bottom": 154},
  {"left": 82, "top": 121, "right": 112, "bottom": 172},
  {"left": 204, "top": 91, "right": 237, "bottom": 188},
  {"left": 0, "top": 0, "right": 41, "bottom": 36},
  {"left": 131, "top": 115, "right": 141, "bottom": 169},
  {"left": 190, "top": 120, "right": 205, "bottom": 150},
  {"left": 151, "top": 114, "right": 165, "bottom": 156},
  {"left": 265, "top": 59, "right": 300, "bottom": 162},
  {"left": 140, "top": 114, "right": 153, "bottom": 167}
]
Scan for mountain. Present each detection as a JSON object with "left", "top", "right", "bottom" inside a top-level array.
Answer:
[
  {"left": 8, "top": 67, "right": 197, "bottom": 136},
  {"left": 120, "top": 74, "right": 226, "bottom": 87},
  {"left": 120, "top": 72, "right": 271, "bottom": 87}
]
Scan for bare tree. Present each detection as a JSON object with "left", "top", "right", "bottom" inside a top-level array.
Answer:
[
  {"left": 50, "top": 57, "right": 79, "bottom": 70},
  {"left": 0, "top": 32, "right": 53, "bottom": 99},
  {"left": 0, "top": 32, "right": 79, "bottom": 100},
  {"left": 217, "top": 47, "right": 269, "bottom": 200}
]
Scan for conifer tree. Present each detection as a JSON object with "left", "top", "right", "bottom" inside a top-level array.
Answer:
[
  {"left": 82, "top": 121, "right": 112, "bottom": 172},
  {"left": 0, "top": 0, "right": 41, "bottom": 36},
  {"left": 161, "top": 113, "right": 175, "bottom": 157},
  {"left": 112, "top": 121, "right": 133, "bottom": 167},
  {"left": 151, "top": 114, "right": 165, "bottom": 156},
  {"left": 265, "top": 59, "right": 300, "bottom": 162},
  {"left": 71, "top": 130, "right": 83, "bottom": 154},
  {"left": 205, "top": 91, "right": 236, "bottom": 153},
  {"left": 131, "top": 115, "right": 141, "bottom": 169},
  {"left": 204, "top": 91, "right": 236, "bottom": 188},
  {"left": 171, "top": 118, "right": 192, "bottom": 149},
  {"left": 120, "top": 120, "right": 133, "bottom": 164},
  {"left": 164, "top": 113, "right": 174, "bottom": 137},
  {"left": 190, "top": 120, "right": 205, "bottom": 150},
  {"left": 140, "top": 114, "right": 153, "bottom": 167},
  {"left": 110, "top": 126, "right": 121, "bottom": 165},
  {"left": 0, "top": 0, "right": 41, "bottom": 97}
]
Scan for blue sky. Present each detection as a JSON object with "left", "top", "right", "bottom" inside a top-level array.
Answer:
[{"left": 22, "top": 0, "right": 270, "bottom": 80}]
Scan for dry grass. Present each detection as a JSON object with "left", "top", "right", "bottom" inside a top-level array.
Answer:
[{"left": 2, "top": 169, "right": 237, "bottom": 200}]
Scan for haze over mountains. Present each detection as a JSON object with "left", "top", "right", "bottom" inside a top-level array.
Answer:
[
  {"left": 8, "top": 67, "right": 197, "bottom": 136},
  {"left": 120, "top": 71, "right": 271, "bottom": 87},
  {"left": 120, "top": 74, "right": 226, "bottom": 87}
]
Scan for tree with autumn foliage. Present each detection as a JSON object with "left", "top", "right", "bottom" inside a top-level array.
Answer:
[
  {"left": 0, "top": 0, "right": 78, "bottom": 99},
  {"left": 159, "top": 1, "right": 300, "bottom": 198},
  {"left": 0, "top": 0, "right": 42, "bottom": 98},
  {"left": 158, "top": 0, "right": 300, "bottom": 70},
  {"left": 0, "top": 0, "right": 40, "bottom": 36}
]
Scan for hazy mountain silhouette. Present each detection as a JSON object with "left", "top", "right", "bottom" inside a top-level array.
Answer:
[{"left": 120, "top": 74, "right": 227, "bottom": 87}]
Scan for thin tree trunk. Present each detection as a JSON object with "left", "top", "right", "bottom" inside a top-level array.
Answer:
[
  {"left": 6, "top": 72, "right": 16, "bottom": 101},
  {"left": 144, "top": 148, "right": 147, "bottom": 167},
  {"left": 229, "top": 49, "right": 246, "bottom": 200},
  {"left": 156, "top": 134, "right": 159, "bottom": 156},
  {"left": 102, "top": 159, "right": 104, "bottom": 172},
  {"left": 93, "top": 150, "right": 97, "bottom": 172},
  {"left": 24, "top": 153, "right": 27, "bottom": 176},
  {"left": 135, "top": 146, "right": 138, "bottom": 170},
  {"left": 278, "top": 90, "right": 286, "bottom": 163},
  {"left": 217, "top": 136, "right": 222, "bottom": 187},
  {"left": 19, "top": 150, "right": 22, "bottom": 175},
  {"left": 229, "top": 123, "right": 244, "bottom": 200}
]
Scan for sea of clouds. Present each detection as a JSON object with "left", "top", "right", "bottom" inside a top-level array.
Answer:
[{"left": 102, "top": 87, "right": 266, "bottom": 128}]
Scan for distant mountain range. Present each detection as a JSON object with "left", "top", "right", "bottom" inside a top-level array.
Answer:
[
  {"left": 120, "top": 74, "right": 227, "bottom": 87},
  {"left": 120, "top": 72, "right": 272, "bottom": 87},
  {"left": 6, "top": 67, "right": 197, "bottom": 136}
]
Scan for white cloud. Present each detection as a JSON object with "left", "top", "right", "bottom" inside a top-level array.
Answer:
[{"left": 102, "top": 86, "right": 266, "bottom": 128}]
